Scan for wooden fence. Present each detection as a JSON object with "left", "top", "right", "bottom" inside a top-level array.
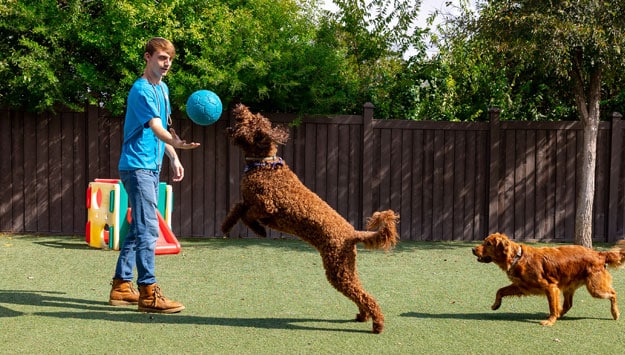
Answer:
[{"left": 1, "top": 105, "right": 625, "bottom": 243}]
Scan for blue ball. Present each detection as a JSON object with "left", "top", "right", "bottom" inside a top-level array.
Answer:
[{"left": 185, "top": 90, "right": 223, "bottom": 126}]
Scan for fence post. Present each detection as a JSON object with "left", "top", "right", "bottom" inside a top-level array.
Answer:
[
  {"left": 607, "top": 112, "right": 623, "bottom": 242},
  {"left": 361, "top": 102, "right": 374, "bottom": 228},
  {"left": 488, "top": 107, "right": 502, "bottom": 234}
]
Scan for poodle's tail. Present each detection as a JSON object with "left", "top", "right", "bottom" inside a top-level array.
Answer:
[
  {"left": 355, "top": 210, "right": 399, "bottom": 251},
  {"left": 604, "top": 240, "right": 625, "bottom": 268}
]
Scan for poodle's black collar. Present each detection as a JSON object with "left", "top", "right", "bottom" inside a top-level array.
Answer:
[{"left": 244, "top": 156, "right": 283, "bottom": 173}]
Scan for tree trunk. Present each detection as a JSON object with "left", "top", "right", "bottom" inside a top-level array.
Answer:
[
  {"left": 574, "top": 118, "right": 598, "bottom": 248},
  {"left": 571, "top": 53, "right": 601, "bottom": 248}
]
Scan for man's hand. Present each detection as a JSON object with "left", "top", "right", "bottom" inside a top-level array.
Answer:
[
  {"left": 170, "top": 156, "right": 185, "bottom": 182},
  {"left": 169, "top": 128, "right": 200, "bottom": 149}
]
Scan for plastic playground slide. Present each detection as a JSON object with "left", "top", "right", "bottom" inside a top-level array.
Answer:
[{"left": 155, "top": 210, "right": 181, "bottom": 255}]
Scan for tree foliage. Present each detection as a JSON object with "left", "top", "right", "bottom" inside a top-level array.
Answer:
[
  {"left": 322, "top": 0, "right": 427, "bottom": 118},
  {"left": 0, "top": 0, "right": 429, "bottom": 118},
  {"left": 411, "top": 0, "right": 625, "bottom": 121},
  {"left": 2, "top": 0, "right": 622, "bottom": 122},
  {"left": 0, "top": 0, "right": 347, "bottom": 114},
  {"left": 476, "top": 0, "right": 625, "bottom": 118}
]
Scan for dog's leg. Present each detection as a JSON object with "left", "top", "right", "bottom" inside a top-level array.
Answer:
[
  {"left": 221, "top": 202, "right": 247, "bottom": 234},
  {"left": 241, "top": 215, "right": 267, "bottom": 238},
  {"left": 561, "top": 289, "right": 575, "bottom": 317},
  {"left": 322, "top": 248, "right": 384, "bottom": 334},
  {"left": 542, "top": 285, "right": 561, "bottom": 326},
  {"left": 586, "top": 270, "right": 620, "bottom": 320},
  {"left": 492, "top": 284, "right": 524, "bottom": 310},
  {"left": 222, "top": 202, "right": 268, "bottom": 237}
]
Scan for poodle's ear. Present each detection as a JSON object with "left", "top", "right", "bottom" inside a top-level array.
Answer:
[
  {"left": 270, "top": 125, "right": 290, "bottom": 145},
  {"left": 232, "top": 103, "right": 250, "bottom": 117}
]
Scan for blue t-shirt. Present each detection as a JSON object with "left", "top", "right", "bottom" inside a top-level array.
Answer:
[{"left": 118, "top": 78, "right": 171, "bottom": 171}]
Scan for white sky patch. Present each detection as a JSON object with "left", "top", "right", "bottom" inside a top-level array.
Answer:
[{"left": 321, "top": 0, "right": 475, "bottom": 56}]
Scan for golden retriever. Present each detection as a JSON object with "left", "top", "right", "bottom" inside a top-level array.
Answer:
[{"left": 472, "top": 233, "right": 625, "bottom": 326}]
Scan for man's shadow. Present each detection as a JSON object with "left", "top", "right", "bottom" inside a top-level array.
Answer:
[{"left": 0, "top": 289, "right": 114, "bottom": 317}]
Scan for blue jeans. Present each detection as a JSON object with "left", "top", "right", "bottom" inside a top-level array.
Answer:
[{"left": 114, "top": 169, "right": 160, "bottom": 285}]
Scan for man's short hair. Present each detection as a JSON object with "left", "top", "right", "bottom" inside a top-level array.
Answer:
[{"left": 145, "top": 37, "right": 175, "bottom": 58}]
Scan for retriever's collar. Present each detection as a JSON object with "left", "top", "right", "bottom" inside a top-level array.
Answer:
[
  {"left": 507, "top": 246, "right": 523, "bottom": 274},
  {"left": 244, "top": 155, "right": 283, "bottom": 173}
]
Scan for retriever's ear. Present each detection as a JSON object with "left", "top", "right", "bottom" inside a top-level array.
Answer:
[{"left": 495, "top": 237, "right": 509, "bottom": 253}]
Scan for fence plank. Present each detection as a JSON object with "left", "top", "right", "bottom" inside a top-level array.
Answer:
[
  {"left": 11, "top": 111, "right": 24, "bottom": 232},
  {"left": 453, "top": 131, "right": 465, "bottom": 240},
  {"left": 361, "top": 103, "right": 374, "bottom": 221},
  {"left": 422, "top": 130, "right": 434, "bottom": 241},
  {"left": 36, "top": 113, "right": 50, "bottom": 232},
  {"left": 513, "top": 130, "right": 526, "bottom": 239},
  {"left": 400, "top": 129, "right": 413, "bottom": 239},
  {"left": 488, "top": 108, "right": 501, "bottom": 234},
  {"left": 411, "top": 130, "right": 423, "bottom": 240},
  {"left": 214, "top": 117, "right": 230, "bottom": 236},
  {"left": 23, "top": 111, "right": 37, "bottom": 232},
  {"left": 348, "top": 124, "right": 361, "bottom": 227},
  {"left": 474, "top": 130, "right": 488, "bottom": 239},
  {"left": 73, "top": 111, "right": 87, "bottom": 233},
  {"left": 326, "top": 123, "right": 339, "bottom": 210},
  {"left": 0, "top": 110, "right": 10, "bottom": 231},
  {"left": 608, "top": 113, "right": 624, "bottom": 241}
]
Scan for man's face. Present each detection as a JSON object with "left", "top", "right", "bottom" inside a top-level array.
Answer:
[{"left": 145, "top": 50, "right": 173, "bottom": 78}]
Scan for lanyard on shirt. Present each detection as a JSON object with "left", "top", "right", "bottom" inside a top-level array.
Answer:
[
  {"left": 151, "top": 82, "right": 171, "bottom": 172},
  {"left": 151, "top": 83, "right": 172, "bottom": 127}
]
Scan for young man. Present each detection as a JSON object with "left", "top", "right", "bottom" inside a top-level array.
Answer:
[{"left": 109, "top": 37, "right": 200, "bottom": 313}]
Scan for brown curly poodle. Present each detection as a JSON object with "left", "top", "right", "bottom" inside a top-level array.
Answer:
[{"left": 222, "top": 104, "right": 399, "bottom": 334}]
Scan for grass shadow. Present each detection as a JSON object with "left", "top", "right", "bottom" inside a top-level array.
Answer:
[
  {"left": 33, "top": 310, "right": 371, "bottom": 333},
  {"left": 0, "top": 290, "right": 115, "bottom": 314},
  {"left": 33, "top": 239, "right": 94, "bottom": 250},
  {"left": 0, "top": 289, "right": 370, "bottom": 333},
  {"left": 401, "top": 311, "right": 604, "bottom": 324},
  {"left": 0, "top": 305, "right": 24, "bottom": 317}
]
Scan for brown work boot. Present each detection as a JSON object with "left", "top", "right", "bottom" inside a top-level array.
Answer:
[
  {"left": 109, "top": 279, "right": 139, "bottom": 306},
  {"left": 138, "top": 284, "right": 185, "bottom": 313}
]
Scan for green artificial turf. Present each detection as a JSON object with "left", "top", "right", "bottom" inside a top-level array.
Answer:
[{"left": 1, "top": 234, "right": 625, "bottom": 354}]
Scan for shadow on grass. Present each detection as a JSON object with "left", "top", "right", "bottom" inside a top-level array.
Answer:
[
  {"left": 0, "top": 290, "right": 115, "bottom": 316},
  {"left": 33, "top": 239, "right": 94, "bottom": 250},
  {"left": 36, "top": 311, "right": 371, "bottom": 333},
  {"left": 0, "top": 289, "right": 370, "bottom": 333},
  {"left": 401, "top": 311, "right": 602, "bottom": 324},
  {"left": 0, "top": 305, "right": 23, "bottom": 317}
]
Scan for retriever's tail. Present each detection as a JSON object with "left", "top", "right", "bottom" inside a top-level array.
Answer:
[
  {"left": 354, "top": 210, "right": 399, "bottom": 251},
  {"left": 604, "top": 240, "right": 625, "bottom": 268}
]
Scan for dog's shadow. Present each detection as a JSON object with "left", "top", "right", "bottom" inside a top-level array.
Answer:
[
  {"left": 0, "top": 289, "right": 369, "bottom": 333},
  {"left": 401, "top": 311, "right": 601, "bottom": 324}
]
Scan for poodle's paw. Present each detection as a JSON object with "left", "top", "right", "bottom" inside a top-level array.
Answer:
[
  {"left": 355, "top": 312, "right": 370, "bottom": 322},
  {"left": 372, "top": 322, "right": 384, "bottom": 334}
]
